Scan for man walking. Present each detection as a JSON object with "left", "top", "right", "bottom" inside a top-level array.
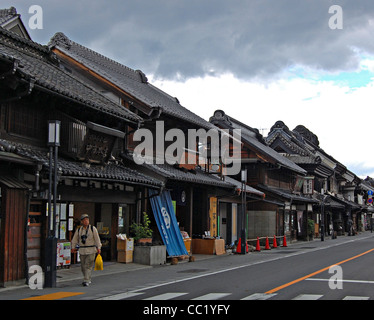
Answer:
[{"left": 72, "top": 214, "right": 102, "bottom": 286}]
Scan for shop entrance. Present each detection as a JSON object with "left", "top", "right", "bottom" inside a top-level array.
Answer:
[
  {"left": 219, "top": 202, "right": 238, "bottom": 245},
  {"left": 118, "top": 204, "right": 134, "bottom": 236},
  {"left": 68, "top": 202, "right": 135, "bottom": 262}
]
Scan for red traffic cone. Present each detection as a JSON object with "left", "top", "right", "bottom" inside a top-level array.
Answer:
[
  {"left": 255, "top": 237, "right": 261, "bottom": 251},
  {"left": 265, "top": 236, "right": 271, "bottom": 250},
  {"left": 273, "top": 235, "right": 278, "bottom": 248},
  {"left": 236, "top": 237, "right": 242, "bottom": 254},
  {"left": 236, "top": 238, "right": 248, "bottom": 254},
  {"left": 282, "top": 235, "right": 288, "bottom": 247}
]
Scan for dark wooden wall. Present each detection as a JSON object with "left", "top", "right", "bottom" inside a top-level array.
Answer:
[{"left": 0, "top": 188, "right": 28, "bottom": 285}]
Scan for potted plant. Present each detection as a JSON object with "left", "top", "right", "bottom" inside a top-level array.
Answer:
[
  {"left": 131, "top": 212, "right": 166, "bottom": 265},
  {"left": 130, "top": 212, "right": 153, "bottom": 245},
  {"left": 307, "top": 219, "right": 315, "bottom": 240}
]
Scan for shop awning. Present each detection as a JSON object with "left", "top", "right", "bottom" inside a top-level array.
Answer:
[
  {"left": 257, "top": 184, "right": 318, "bottom": 203},
  {"left": 149, "top": 189, "right": 188, "bottom": 257},
  {"left": 324, "top": 198, "right": 345, "bottom": 209},
  {"left": 0, "top": 176, "right": 31, "bottom": 189},
  {"left": 330, "top": 195, "right": 360, "bottom": 210}
]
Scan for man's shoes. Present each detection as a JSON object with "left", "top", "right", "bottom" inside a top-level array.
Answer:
[{"left": 82, "top": 282, "right": 90, "bottom": 287}]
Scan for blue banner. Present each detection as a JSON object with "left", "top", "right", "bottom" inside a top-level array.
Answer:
[{"left": 149, "top": 189, "right": 188, "bottom": 257}]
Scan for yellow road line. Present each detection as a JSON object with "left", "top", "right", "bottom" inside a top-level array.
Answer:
[
  {"left": 265, "top": 248, "right": 374, "bottom": 294},
  {"left": 22, "top": 292, "right": 84, "bottom": 300}
]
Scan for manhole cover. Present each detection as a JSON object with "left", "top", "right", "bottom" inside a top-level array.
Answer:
[{"left": 177, "top": 268, "right": 209, "bottom": 274}]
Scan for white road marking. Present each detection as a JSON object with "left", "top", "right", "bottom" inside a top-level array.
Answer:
[
  {"left": 343, "top": 296, "right": 370, "bottom": 300},
  {"left": 143, "top": 292, "right": 188, "bottom": 300},
  {"left": 191, "top": 293, "right": 231, "bottom": 300},
  {"left": 292, "top": 294, "right": 323, "bottom": 300},
  {"left": 241, "top": 293, "right": 277, "bottom": 300},
  {"left": 96, "top": 292, "right": 144, "bottom": 300}
]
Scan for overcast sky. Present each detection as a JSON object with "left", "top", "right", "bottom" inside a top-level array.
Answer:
[{"left": 4, "top": 1, "right": 374, "bottom": 178}]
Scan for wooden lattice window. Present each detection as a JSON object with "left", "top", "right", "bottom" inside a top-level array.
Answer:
[{"left": 7, "top": 101, "right": 47, "bottom": 140}]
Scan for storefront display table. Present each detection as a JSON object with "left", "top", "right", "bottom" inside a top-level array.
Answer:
[{"left": 191, "top": 238, "right": 225, "bottom": 255}]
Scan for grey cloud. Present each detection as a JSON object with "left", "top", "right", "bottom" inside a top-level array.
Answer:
[{"left": 4, "top": 0, "right": 374, "bottom": 81}]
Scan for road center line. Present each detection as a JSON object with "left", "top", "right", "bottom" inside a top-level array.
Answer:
[{"left": 265, "top": 248, "right": 374, "bottom": 294}]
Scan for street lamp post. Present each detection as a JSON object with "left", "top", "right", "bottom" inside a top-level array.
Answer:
[
  {"left": 321, "top": 188, "right": 325, "bottom": 242},
  {"left": 44, "top": 120, "right": 60, "bottom": 288},
  {"left": 240, "top": 168, "right": 247, "bottom": 254}
]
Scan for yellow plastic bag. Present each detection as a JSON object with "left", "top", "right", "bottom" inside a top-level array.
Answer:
[{"left": 94, "top": 254, "right": 103, "bottom": 271}]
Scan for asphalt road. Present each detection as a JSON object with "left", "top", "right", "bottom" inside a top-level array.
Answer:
[
  {"left": 2, "top": 232, "right": 374, "bottom": 305},
  {"left": 104, "top": 233, "right": 374, "bottom": 301}
]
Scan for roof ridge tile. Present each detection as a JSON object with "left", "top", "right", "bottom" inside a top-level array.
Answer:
[{"left": 49, "top": 32, "right": 142, "bottom": 81}]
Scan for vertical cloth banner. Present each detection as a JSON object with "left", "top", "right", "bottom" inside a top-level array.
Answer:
[{"left": 149, "top": 189, "right": 188, "bottom": 256}]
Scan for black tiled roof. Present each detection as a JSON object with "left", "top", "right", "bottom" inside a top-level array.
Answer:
[
  {"left": 266, "top": 123, "right": 316, "bottom": 158},
  {"left": 330, "top": 194, "right": 360, "bottom": 209},
  {"left": 220, "top": 175, "right": 264, "bottom": 197},
  {"left": 0, "top": 7, "right": 17, "bottom": 26},
  {"left": 122, "top": 152, "right": 237, "bottom": 189},
  {"left": 313, "top": 193, "right": 360, "bottom": 210},
  {"left": 142, "top": 162, "right": 235, "bottom": 189},
  {"left": 0, "top": 27, "right": 142, "bottom": 123},
  {"left": 122, "top": 152, "right": 267, "bottom": 192},
  {"left": 257, "top": 184, "right": 318, "bottom": 204},
  {"left": 209, "top": 110, "right": 307, "bottom": 175},
  {"left": 49, "top": 32, "right": 217, "bottom": 130},
  {"left": 312, "top": 193, "right": 344, "bottom": 209},
  {"left": 265, "top": 121, "right": 350, "bottom": 179},
  {"left": 0, "top": 139, "right": 163, "bottom": 187}
]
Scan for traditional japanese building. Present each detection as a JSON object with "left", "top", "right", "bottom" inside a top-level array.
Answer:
[
  {"left": 209, "top": 110, "right": 317, "bottom": 242},
  {"left": 362, "top": 177, "right": 374, "bottom": 229},
  {"left": 0, "top": 25, "right": 163, "bottom": 286},
  {"left": 47, "top": 32, "right": 264, "bottom": 248},
  {"left": 266, "top": 120, "right": 363, "bottom": 238},
  {"left": 2, "top": 5, "right": 371, "bottom": 288}
]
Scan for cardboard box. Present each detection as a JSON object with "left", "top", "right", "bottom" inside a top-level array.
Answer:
[
  {"left": 184, "top": 238, "right": 191, "bottom": 254},
  {"left": 191, "top": 239, "right": 226, "bottom": 255},
  {"left": 215, "top": 239, "right": 226, "bottom": 255},
  {"left": 191, "top": 239, "right": 215, "bottom": 254},
  {"left": 117, "top": 238, "right": 134, "bottom": 251},
  {"left": 117, "top": 250, "right": 133, "bottom": 263}
]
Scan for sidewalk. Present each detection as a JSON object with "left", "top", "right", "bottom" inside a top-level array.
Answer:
[
  {"left": 57, "top": 231, "right": 363, "bottom": 283},
  {"left": 56, "top": 260, "right": 151, "bottom": 284},
  {"left": 56, "top": 253, "right": 222, "bottom": 284}
]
